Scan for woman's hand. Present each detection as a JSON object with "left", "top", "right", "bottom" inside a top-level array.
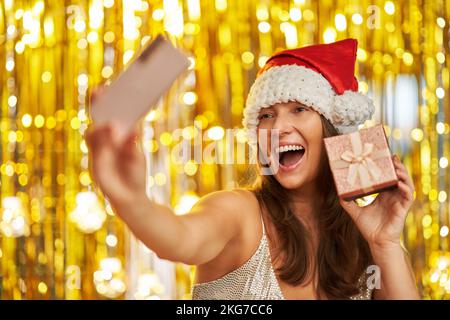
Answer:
[
  {"left": 85, "top": 90, "right": 148, "bottom": 211},
  {"left": 339, "top": 155, "right": 415, "bottom": 251}
]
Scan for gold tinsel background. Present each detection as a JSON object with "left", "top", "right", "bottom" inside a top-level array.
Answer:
[{"left": 0, "top": 0, "right": 449, "bottom": 300}]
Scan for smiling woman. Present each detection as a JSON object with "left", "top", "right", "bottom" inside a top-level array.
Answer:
[{"left": 87, "top": 39, "right": 420, "bottom": 300}]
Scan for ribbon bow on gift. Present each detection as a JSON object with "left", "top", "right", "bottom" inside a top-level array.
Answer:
[
  {"left": 330, "top": 131, "right": 390, "bottom": 189},
  {"left": 341, "top": 142, "right": 381, "bottom": 188}
]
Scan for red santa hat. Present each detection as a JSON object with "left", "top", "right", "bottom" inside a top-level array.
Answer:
[{"left": 243, "top": 38, "right": 375, "bottom": 146}]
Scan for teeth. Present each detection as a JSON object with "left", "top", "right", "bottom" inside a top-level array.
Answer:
[{"left": 275, "top": 145, "right": 305, "bottom": 153}]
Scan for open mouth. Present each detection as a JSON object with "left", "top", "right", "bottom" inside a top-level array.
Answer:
[{"left": 275, "top": 144, "right": 305, "bottom": 170}]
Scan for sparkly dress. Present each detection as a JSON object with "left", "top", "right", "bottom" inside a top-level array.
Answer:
[{"left": 192, "top": 215, "right": 373, "bottom": 300}]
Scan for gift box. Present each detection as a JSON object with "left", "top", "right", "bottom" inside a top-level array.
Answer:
[{"left": 323, "top": 124, "right": 398, "bottom": 201}]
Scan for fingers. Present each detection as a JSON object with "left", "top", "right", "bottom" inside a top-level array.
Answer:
[
  {"left": 85, "top": 124, "right": 112, "bottom": 150},
  {"left": 392, "top": 155, "right": 415, "bottom": 193},
  {"left": 339, "top": 198, "right": 362, "bottom": 221},
  {"left": 90, "top": 86, "right": 105, "bottom": 103},
  {"left": 397, "top": 180, "right": 414, "bottom": 202},
  {"left": 120, "top": 129, "right": 141, "bottom": 158}
]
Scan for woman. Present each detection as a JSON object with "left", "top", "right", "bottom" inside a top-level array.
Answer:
[{"left": 86, "top": 39, "right": 420, "bottom": 299}]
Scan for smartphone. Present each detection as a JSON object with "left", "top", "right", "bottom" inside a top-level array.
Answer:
[{"left": 89, "top": 34, "right": 190, "bottom": 138}]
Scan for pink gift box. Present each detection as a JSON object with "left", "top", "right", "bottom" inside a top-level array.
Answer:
[{"left": 324, "top": 124, "right": 399, "bottom": 201}]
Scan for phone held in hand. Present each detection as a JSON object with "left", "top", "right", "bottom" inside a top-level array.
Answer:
[{"left": 89, "top": 34, "right": 190, "bottom": 139}]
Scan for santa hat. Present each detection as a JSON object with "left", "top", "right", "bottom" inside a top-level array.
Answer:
[{"left": 243, "top": 38, "right": 375, "bottom": 146}]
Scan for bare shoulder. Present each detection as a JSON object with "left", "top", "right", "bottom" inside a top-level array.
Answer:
[
  {"left": 192, "top": 188, "right": 259, "bottom": 215},
  {"left": 189, "top": 188, "right": 261, "bottom": 237}
]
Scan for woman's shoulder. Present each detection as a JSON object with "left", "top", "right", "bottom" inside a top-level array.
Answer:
[
  {"left": 192, "top": 188, "right": 262, "bottom": 230},
  {"left": 196, "top": 188, "right": 259, "bottom": 211}
]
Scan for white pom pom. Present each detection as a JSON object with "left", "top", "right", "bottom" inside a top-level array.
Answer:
[{"left": 331, "top": 90, "right": 375, "bottom": 127}]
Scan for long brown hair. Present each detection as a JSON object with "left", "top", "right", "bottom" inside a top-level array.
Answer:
[{"left": 246, "top": 115, "right": 372, "bottom": 299}]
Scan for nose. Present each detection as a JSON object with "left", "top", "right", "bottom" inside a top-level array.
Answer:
[{"left": 272, "top": 114, "right": 294, "bottom": 136}]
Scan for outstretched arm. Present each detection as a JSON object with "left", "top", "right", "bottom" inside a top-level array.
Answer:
[{"left": 86, "top": 122, "right": 246, "bottom": 266}]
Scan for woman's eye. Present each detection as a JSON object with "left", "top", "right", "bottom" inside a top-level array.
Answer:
[
  {"left": 258, "top": 113, "right": 273, "bottom": 120},
  {"left": 295, "top": 106, "right": 307, "bottom": 113}
]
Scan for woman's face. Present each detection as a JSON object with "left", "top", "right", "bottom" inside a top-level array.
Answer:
[{"left": 257, "top": 101, "right": 324, "bottom": 190}]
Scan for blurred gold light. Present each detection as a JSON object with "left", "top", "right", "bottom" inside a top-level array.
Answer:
[
  {"left": 241, "top": 51, "right": 254, "bottom": 64},
  {"left": 87, "top": 31, "right": 99, "bottom": 43},
  {"left": 174, "top": 192, "right": 200, "bottom": 215},
  {"left": 258, "top": 56, "right": 269, "bottom": 68},
  {"left": 439, "top": 226, "right": 449, "bottom": 238},
  {"left": 8, "top": 132, "right": 17, "bottom": 143},
  {"left": 94, "top": 258, "right": 126, "bottom": 299},
  {"left": 104, "top": 31, "right": 115, "bottom": 43},
  {"left": 215, "top": 0, "right": 227, "bottom": 12},
  {"left": 22, "top": 114, "right": 32, "bottom": 128},
  {"left": 123, "top": 50, "right": 135, "bottom": 65},
  {"left": 436, "top": 122, "right": 445, "bottom": 134},
  {"left": 438, "top": 191, "right": 447, "bottom": 203},
  {"left": 15, "top": 41, "right": 25, "bottom": 54},
  {"left": 303, "top": 9, "right": 314, "bottom": 21},
  {"left": 323, "top": 27, "right": 336, "bottom": 43},
  {"left": 106, "top": 234, "right": 118, "bottom": 247},
  {"left": 436, "top": 17, "right": 446, "bottom": 28},
  {"left": 183, "top": 92, "right": 197, "bottom": 105},
  {"left": 77, "top": 74, "right": 88, "bottom": 87},
  {"left": 104, "top": 0, "right": 114, "bottom": 8},
  {"left": 70, "top": 117, "right": 81, "bottom": 130},
  {"left": 194, "top": 115, "right": 209, "bottom": 129},
  {"left": 74, "top": 20, "right": 86, "bottom": 33},
  {"left": 33, "top": 1, "right": 44, "bottom": 14},
  {"left": 289, "top": 8, "right": 302, "bottom": 22},
  {"left": 69, "top": 192, "right": 106, "bottom": 233},
  {"left": 79, "top": 172, "right": 92, "bottom": 186},
  {"left": 15, "top": 9, "right": 24, "bottom": 19},
  {"left": 402, "top": 52, "right": 414, "bottom": 66},
  {"left": 134, "top": 272, "right": 165, "bottom": 299},
  {"left": 436, "top": 87, "right": 445, "bottom": 99},
  {"left": 334, "top": 14, "right": 347, "bottom": 31},
  {"left": 184, "top": 160, "right": 198, "bottom": 176},
  {"left": 436, "top": 52, "right": 445, "bottom": 64},
  {"left": 207, "top": 126, "right": 225, "bottom": 141},
  {"left": 77, "top": 39, "right": 88, "bottom": 49},
  {"left": 256, "top": 6, "right": 269, "bottom": 21},
  {"left": 0, "top": 197, "right": 30, "bottom": 238},
  {"left": 160, "top": 132, "right": 173, "bottom": 146},
  {"left": 6, "top": 59, "right": 15, "bottom": 71},
  {"left": 152, "top": 9, "right": 165, "bottom": 21},
  {"left": 154, "top": 172, "right": 167, "bottom": 186},
  {"left": 34, "top": 115, "right": 45, "bottom": 128},
  {"left": 188, "top": 57, "right": 196, "bottom": 70},
  {"left": 182, "top": 126, "right": 196, "bottom": 140},
  {"left": 8, "top": 95, "right": 17, "bottom": 107},
  {"left": 357, "top": 48, "right": 367, "bottom": 62},
  {"left": 384, "top": 1, "right": 395, "bottom": 15},
  {"left": 101, "top": 66, "right": 114, "bottom": 79},
  {"left": 38, "top": 282, "right": 48, "bottom": 294},
  {"left": 422, "top": 215, "right": 432, "bottom": 228},
  {"left": 358, "top": 81, "right": 368, "bottom": 94},
  {"left": 41, "top": 71, "right": 52, "bottom": 83},
  {"left": 392, "top": 128, "right": 402, "bottom": 140},
  {"left": 352, "top": 13, "right": 363, "bottom": 25},
  {"left": 258, "top": 21, "right": 271, "bottom": 33},
  {"left": 144, "top": 140, "right": 159, "bottom": 153},
  {"left": 439, "top": 157, "right": 448, "bottom": 169},
  {"left": 411, "top": 128, "right": 424, "bottom": 142}
]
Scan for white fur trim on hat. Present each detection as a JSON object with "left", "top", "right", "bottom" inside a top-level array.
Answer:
[{"left": 242, "top": 64, "right": 374, "bottom": 145}]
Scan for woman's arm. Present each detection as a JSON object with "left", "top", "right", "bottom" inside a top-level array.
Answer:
[
  {"left": 370, "top": 244, "right": 420, "bottom": 300},
  {"left": 340, "top": 155, "right": 420, "bottom": 299},
  {"left": 86, "top": 122, "right": 248, "bottom": 266}
]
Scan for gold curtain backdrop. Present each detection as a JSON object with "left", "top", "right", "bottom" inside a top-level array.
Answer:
[{"left": 0, "top": 0, "right": 449, "bottom": 299}]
